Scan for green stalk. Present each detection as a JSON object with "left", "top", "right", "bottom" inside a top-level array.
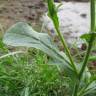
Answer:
[
  {"left": 55, "top": 26, "right": 78, "bottom": 74},
  {"left": 47, "top": 0, "right": 96, "bottom": 96},
  {"left": 72, "top": 80, "right": 79, "bottom": 96},
  {"left": 72, "top": 0, "right": 96, "bottom": 96},
  {"left": 79, "top": 0, "right": 95, "bottom": 80},
  {"left": 79, "top": 35, "right": 95, "bottom": 79},
  {"left": 47, "top": 0, "right": 78, "bottom": 74},
  {"left": 73, "top": 35, "right": 95, "bottom": 96}
]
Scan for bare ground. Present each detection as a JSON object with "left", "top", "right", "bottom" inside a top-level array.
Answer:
[{"left": 0, "top": 0, "right": 46, "bottom": 32}]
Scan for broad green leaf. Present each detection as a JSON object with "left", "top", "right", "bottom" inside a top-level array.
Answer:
[
  {"left": 80, "top": 32, "right": 96, "bottom": 43},
  {"left": 48, "top": 53, "right": 77, "bottom": 76},
  {"left": 3, "top": 22, "right": 74, "bottom": 74},
  {"left": 48, "top": 58, "right": 78, "bottom": 81},
  {"left": 48, "top": 58, "right": 73, "bottom": 73},
  {"left": 3, "top": 22, "right": 63, "bottom": 61}
]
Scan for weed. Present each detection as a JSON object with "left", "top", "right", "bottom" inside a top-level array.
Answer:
[
  {"left": 0, "top": 39, "right": 69, "bottom": 96},
  {"left": 2, "top": 0, "right": 96, "bottom": 96}
]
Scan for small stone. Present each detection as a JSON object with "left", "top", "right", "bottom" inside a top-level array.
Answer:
[{"left": 80, "top": 13, "right": 87, "bottom": 18}]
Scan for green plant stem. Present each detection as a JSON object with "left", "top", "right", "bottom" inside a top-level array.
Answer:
[
  {"left": 55, "top": 26, "right": 78, "bottom": 74},
  {"left": 73, "top": 35, "right": 95, "bottom": 96},
  {"left": 79, "top": 36, "right": 95, "bottom": 79},
  {"left": 72, "top": 80, "right": 79, "bottom": 96},
  {"left": 72, "top": 0, "right": 96, "bottom": 96},
  {"left": 47, "top": 0, "right": 78, "bottom": 74},
  {"left": 79, "top": 0, "right": 95, "bottom": 81}
]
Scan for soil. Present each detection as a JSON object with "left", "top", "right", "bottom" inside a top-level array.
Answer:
[
  {"left": 0, "top": 0, "right": 46, "bottom": 32},
  {"left": 0, "top": 0, "right": 89, "bottom": 32}
]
